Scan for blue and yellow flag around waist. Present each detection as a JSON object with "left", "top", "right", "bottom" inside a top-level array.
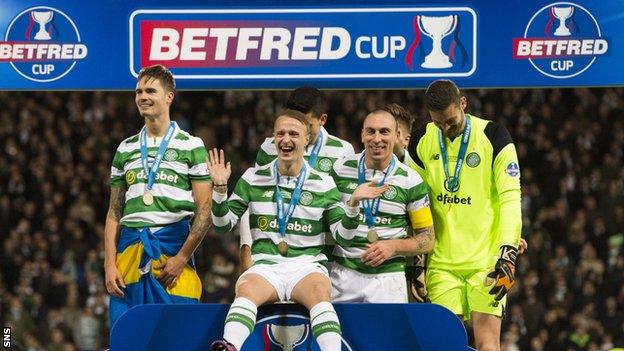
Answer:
[{"left": 109, "top": 220, "right": 201, "bottom": 327}]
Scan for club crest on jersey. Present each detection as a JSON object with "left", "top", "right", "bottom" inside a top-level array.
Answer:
[
  {"left": 299, "top": 191, "right": 313, "bottom": 206},
  {"left": 505, "top": 162, "right": 520, "bottom": 177},
  {"left": 466, "top": 152, "right": 480, "bottom": 167},
  {"left": 317, "top": 158, "right": 333, "bottom": 172},
  {"left": 383, "top": 186, "right": 397, "bottom": 200},
  {"left": 163, "top": 149, "right": 178, "bottom": 162}
]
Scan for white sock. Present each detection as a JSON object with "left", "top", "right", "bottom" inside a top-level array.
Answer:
[
  {"left": 310, "top": 301, "right": 342, "bottom": 351},
  {"left": 223, "top": 297, "right": 257, "bottom": 350}
]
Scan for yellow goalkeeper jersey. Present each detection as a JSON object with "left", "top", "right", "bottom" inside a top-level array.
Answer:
[{"left": 408, "top": 114, "right": 522, "bottom": 270}]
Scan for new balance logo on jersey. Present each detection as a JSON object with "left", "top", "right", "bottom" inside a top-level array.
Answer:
[
  {"left": 358, "top": 213, "right": 392, "bottom": 225},
  {"left": 437, "top": 193, "right": 472, "bottom": 205},
  {"left": 262, "top": 190, "right": 275, "bottom": 198},
  {"left": 347, "top": 183, "right": 358, "bottom": 190},
  {"left": 268, "top": 218, "right": 313, "bottom": 233}
]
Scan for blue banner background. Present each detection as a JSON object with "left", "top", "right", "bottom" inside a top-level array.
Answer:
[
  {"left": 0, "top": 0, "right": 622, "bottom": 90},
  {"left": 110, "top": 303, "right": 472, "bottom": 350}
]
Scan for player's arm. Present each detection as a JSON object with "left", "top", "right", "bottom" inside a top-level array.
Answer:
[
  {"left": 157, "top": 179, "right": 212, "bottom": 288},
  {"left": 485, "top": 122, "right": 522, "bottom": 302},
  {"left": 209, "top": 149, "right": 250, "bottom": 233},
  {"left": 362, "top": 184, "right": 435, "bottom": 267},
  {"left": 403, "top": 203, "right": 435, "bottom": 302},
  {"left": 325, "top": 183, "right": 390, "bottom": 240},
  {"left": 104, "top": 184, "right": 127, "bottom": 298},
  {"left": 104, "top": 149, "right": 127, "bottom": 298},
  {"left": 238, "top": 211, "right": 253, "bottom": 273},
  {"left": 490, "top": 124, "right": 522, "bottom": 248},
  {"left": 156, "top": 145, "right": 214, "bottom": 287}
]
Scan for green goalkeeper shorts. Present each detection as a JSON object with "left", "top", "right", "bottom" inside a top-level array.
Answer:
[{"left": 426, "top": 267, "right": 505, "bottom": 320}]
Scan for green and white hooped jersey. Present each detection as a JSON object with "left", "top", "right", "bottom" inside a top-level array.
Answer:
[
  {"left": 212, "top": 160, "right": 360, "bottom": 265},
  {"left": 110, "top": 124, "right": 210, "bottom": 228},
  {"left": 255, "top": 126, "right": 355, "bottom": 173},
  {"left": 330, "top": 152, "right": 431, "bottom": 275}
]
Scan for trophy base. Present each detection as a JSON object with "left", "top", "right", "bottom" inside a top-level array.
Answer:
[
  {"left": 421, "top": 54, "right": 453, "bottom": 69},
  {"left": 553, "top": 29, "right": 571, "bottom": 37},
  {"left": 34, "top": 33, "right": 51, "bottom": 40}
]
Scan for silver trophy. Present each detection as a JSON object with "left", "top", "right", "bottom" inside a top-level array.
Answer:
[
  {"left": 553, "top": 6, "right": 574, "bottom": 36},
  {"left": 32, "top": 10, "right": 54, "bottom": 40},
  {"left": 267, "top": 324, "right": 308, "bottom": 351},
  {"left": 418, "top": 15, "right": 457, "bottom": 69}
]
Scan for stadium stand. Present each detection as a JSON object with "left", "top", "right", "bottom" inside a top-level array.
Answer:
[{"left": 0, "top": 88, "right": 623, "bottom": 350}]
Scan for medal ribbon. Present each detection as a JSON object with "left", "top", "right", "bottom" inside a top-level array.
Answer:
[
  {"left": 357, "top": 153, "right": 395, "bottom": 229},
  {"left": 140, "top": 122, "right": 176, "bottom": 192},
  {"left": 306, "top": 127, "right": 326, "bottom": 169},
  {"left": 438, "top": 115, "right": 471, "bottom": 192},
  {"left": 274, "top": 161, "right": 308, "bottom": 240}
]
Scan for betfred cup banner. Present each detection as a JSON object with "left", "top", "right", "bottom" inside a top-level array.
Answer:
[{"left": 130, "top": 8, "right": 477, "bottom": 80}]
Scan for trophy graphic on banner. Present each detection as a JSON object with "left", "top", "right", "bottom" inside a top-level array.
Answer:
[
  {"left": 418, "top": 15, "right": 457, "bottom": 69},
  {"left": 31, "top": 10, "right": 53, "bottom": 40},
  {"left": 267, "top": 324, "right": 308, "bottom": 351},
  {"left": 552, "top": 6, "right": 574, "bottom": 36}
]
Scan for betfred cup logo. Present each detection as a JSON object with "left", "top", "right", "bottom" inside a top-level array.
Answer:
[
  {"left": 266, "top": 324, "right": 308, "bottom": 351},
  {"left": 418, "top": 15, "right": 457, "bottom": 68},
  {"left": 31, "top": 11, "right": 53, "bottom": 40},
  {"left": 552, "top": 6, "right": 574, "bottom": 36},
  {"left": 513, "top": 2, "right": 609, "bottom": 79},
  {"left": 0, "top": 6, "right": 88, "bottom": 82}
]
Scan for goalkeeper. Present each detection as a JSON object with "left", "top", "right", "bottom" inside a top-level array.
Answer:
[{"left": 407, "top": 80, "right": 522, "bottom": 351}]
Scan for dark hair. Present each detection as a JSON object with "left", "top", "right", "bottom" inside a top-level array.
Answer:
[
  {"left": 285, "top": 86, "right": 324, "bottom": 117},
  {"left": 383, "top": 103, "right": 414, "bottom": 133},
  {"left": 424, "top": 79, "right": 461, "bottom": 112},
  {"left": 137, "top": 64, "right": 176, "bottom": 93},
  {"left": 275, "top": 109, "right": 310, "bottom": 133}
]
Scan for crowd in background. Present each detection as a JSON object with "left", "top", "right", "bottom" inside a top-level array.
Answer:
[{"left": 0, "top": 87, "right": 623, "bottom": 350}]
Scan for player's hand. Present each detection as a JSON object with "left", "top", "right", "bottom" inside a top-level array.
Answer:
[
  {"left": 485, "top": 245, "right": 518, "bottom": 302},
  {"left": 154, "top": 255, "right": 186, "bottom": 289},
  {"left": 207, "top": 148, "right": 231, "bottom": 188},
  {"left": 406, "top": 254, "right": 428, "bottom": 302},
  {"left": 349, "top": 180, "right": 389, "bottom": 206},
  {"left": 361, "top": 240, "right": 395, "bottom": 267},
  {"left": 105, "top": 264, "right": 126, "bottom": 298},
  {"left": 518, "top": 238, "right": 528, "bottom": 255}
]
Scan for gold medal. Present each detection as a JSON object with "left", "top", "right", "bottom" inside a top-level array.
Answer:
[
  {"left": 367, "top": 229, "right": 379, "bottom": 243},
  {"left": 278, "top": 240, "right": 288, "bottom": 256},
  {"left": 142, "top": 191, "right": 154, "bottom": 206}
]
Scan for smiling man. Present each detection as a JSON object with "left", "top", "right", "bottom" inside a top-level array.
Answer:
[
  {"left": 329, "top": 109, "right": 435, "bottom": 303},
  {"left": 408, "top": 79, "right": 522, "bottom": 351},
  {"left": 237, "top": 87, "right": 356, "bottom": 272},
  {"left": 104, "top": 64, "right": 212, "bottom": 327},
  {"left": 208, "top": 109, "right": 387, "bottom": 351}
]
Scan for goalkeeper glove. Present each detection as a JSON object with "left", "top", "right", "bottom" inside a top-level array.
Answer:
[
  {"left": 406, "top": 254, "right": 428, "bottom": 303},
  {"left": 485, "top": 245, "right": 518, "bottom": 305}
]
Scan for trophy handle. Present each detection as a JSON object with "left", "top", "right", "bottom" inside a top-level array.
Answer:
[
  {"left": 417, "top": 16, "right": 433, "bottom": 39},
  {"left": 443, "top": 15, "right": 458, "bottom": 37}
]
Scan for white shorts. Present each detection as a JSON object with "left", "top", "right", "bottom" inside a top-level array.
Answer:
[
  {"left": 240, "top": 261, "right": 329, "bottom": 301},
  {"left": 330, "top": 262, "right": 408, "bottom": 303}
]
